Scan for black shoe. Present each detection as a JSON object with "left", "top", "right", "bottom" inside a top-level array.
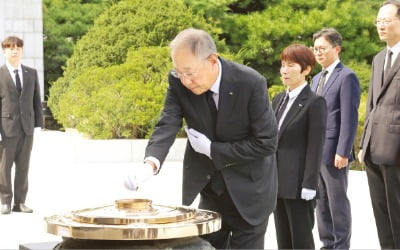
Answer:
[
  {"left": 12, "top": 203, "right": 33, "bottom": 213},
  {"left": 1, "top": 204, "right": 11, "bottom": 214}
]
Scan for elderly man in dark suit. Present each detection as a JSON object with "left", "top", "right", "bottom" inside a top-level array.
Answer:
[
  {"left": 358, "top": 1, "right": 400, "bottom": 248},
  {"left": 311, "top": 28, "right": 361, "bottom": 250},
  {"left": 125, "top": 28, "right": 278, "bottom": 249},
  {"left": 0, "top": 36, "right": 43, "bottom": 214}
]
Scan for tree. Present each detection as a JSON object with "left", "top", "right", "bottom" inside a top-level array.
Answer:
[
  {"left": 43, "top": 0, "right": 110, "bottom": 98},
  {"left": 186, "top": 0, "right": 382, "bottom": 87},
  {"left": 48, "top": 0, "right": 229, "bottom": 137},
  {"left": 57, "top": 47, "right": 171, "bottom": 138}
]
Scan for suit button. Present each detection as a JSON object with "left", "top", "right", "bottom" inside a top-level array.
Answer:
[{"left": 206, "top": 175, "right": 211, "bottom": 180}]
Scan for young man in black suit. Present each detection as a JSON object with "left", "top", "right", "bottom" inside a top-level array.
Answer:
[
  {"left": 0, "top": 36, "right": 43, "bottom": 214},
  {"left": 125, "top": 28, "right": 278, "bottom": 249}
]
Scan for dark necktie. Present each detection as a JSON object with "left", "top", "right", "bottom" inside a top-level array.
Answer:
[
  {"left": 316, "top": 70, "right": 328, "bottom": 95},
  {"left": 206, "top": 90, "right": 217, "bottom": 127},
  {"left": 205, "top": 90, "right": 224, "bottom": 195},
  {"left": 276, "top": 93, "right": 289, "bottom": 123},
  {"left": 384, "top": 50, "right": 393, "bottom": 80},
  {"left": 14, "top": 69, "right": 22, "bottom": 96}
]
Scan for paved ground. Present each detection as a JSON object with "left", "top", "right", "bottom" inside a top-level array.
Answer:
[{"left": 0, "top": 130, "right": 380, "bottom": 249}]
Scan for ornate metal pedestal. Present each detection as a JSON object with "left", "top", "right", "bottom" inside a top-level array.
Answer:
[{"left": 43, "top": 199, "right": 221, "bottom": 249}]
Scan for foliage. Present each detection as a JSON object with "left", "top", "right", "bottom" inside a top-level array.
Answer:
[
  {"left": 48, "top": 0, "right": 216, "bottom": 127},
  {"left": 268, "top": 84, "right": 285, "bottom": 100},
  {"left": 187, "top": 0, "right": 382, "bottom": 87},
  {"left": 346, "top": 60, "right": 372, "bottom": 93},
  {"left": 57, "top": 47, "right": 171, "bottom": 139},
  {"left": 43, "top": 0, "right": 110, "bottom": 98}
]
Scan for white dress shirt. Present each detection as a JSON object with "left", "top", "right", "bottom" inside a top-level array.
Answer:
[
  {"left": 386, "top": 41, "right": 400, "bottom": 70},
  {"left": 5, "top": 62, "right": 23, "bottom": 88},
  {"left": 278, "top": 82, "right": 308, "bottom": 130}
]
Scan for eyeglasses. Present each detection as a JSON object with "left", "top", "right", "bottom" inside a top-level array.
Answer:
[
  {"left": 313, "top": 47, "right": 332, "bottom": 54},
  {"left": 374, "top": 19, "right": 394, "bottom": 26},
  {"left": 170, "top": 55, "right": 211, "bottom": 79},
  {"left": 170, "top": 70, "right": 199, "bottom": 79}
]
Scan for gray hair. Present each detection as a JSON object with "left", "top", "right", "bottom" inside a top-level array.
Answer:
[
  {"left": 313, "top": 27, "right": 343, "bottom": 47},
  {"left": 382, "top": 0, "right": 400, "bottom": 18},
  {"left": 169, "top": 28, "right": 217, "bottom": 59}
]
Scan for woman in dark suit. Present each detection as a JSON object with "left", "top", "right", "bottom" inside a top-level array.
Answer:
[{"left": 272, "top": 44, "right": 327, "bottom": 249}]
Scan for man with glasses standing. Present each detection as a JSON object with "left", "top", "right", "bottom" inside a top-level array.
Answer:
[
  {"left": 124, "top": 28, "right": 278, "bottom": 249},
  {"left": 311, "top": 28, "right": 361, "bottom": 250},
  {"left": 358, "top": 1, "right": 400, "bottom": 248}
]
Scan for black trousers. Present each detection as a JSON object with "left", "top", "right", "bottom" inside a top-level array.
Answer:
[
  {"left": 0, "top": 134, "right": 34, "bottom": 205},
  {"left": 274, "top": 198, "right": 315, "bottom": 249},
  {"left": 199, "top": 184, "right": 269, "bottom": 249},
  {"left": 365, "top": 153, "right": 400, "bottom": 249}
]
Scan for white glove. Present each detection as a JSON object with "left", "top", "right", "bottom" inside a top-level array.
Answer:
[
  {"left": 301, "top": 188, "right": 316, "bottom": 201},
  {"left": 34, "top": 127, "right": 42, "bottom": 136},
  {"left": 185, "top": 127, "right": 211, "bottom": 159},
  {"left": 124, "top": 162, "right": 154, "bottom": 191},
  {"left": 0, "top": 133, "right": 2, "bottom": 141}
]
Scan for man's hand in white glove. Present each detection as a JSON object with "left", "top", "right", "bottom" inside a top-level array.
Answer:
[
  {"left": 185, "top": 127, "right": 211, "bottom": 159},
  {"left": 124, "top": 162, "right": 155, "bottom": 191},
  {"left": 301, "top": 188, "right": 316, "bottom": 201}
]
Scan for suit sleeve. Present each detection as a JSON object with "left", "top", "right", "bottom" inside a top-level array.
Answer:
[
  {"left": 337, "top": 72, "right": 360, "bottom": 158},
  {"left": 211, "top": 76, "right": 278, "bottom": 170},
  {"left": 145, "top": 81, "right": 183, "bottom": 167},
  {"left": 33, "top": 70, "right": 43, "bottom": 128},
  {"left": 359, "top": 61, "right": 375, "bottom": 149},
  {"left": 302, "top": 96, "right": 327, "bottom": 189}
]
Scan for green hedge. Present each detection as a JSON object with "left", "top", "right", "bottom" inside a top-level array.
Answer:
[
  {"left": 57, "top": 46, "right": 171, "bottom": 139},
  {"left": 48, "top": 0, "right": 221, "bottom": 135}
]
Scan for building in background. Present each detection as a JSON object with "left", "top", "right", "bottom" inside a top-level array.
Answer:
[{"left": 0, "top": 0, "right": 44, "bottom": 101}]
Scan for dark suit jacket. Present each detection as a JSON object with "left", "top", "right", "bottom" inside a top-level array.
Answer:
[
  {"left": 0, "top": 65, "right": 43, "bottom": 136},
  {"left": 360, "top": 48, "right": 400, "bottom": 166},
  {"left": 311, "top": 62, "right": 360, "bottom": 166},
  {"left": 145, "top": 57, "right": 278, "bottom": 226},
  {"left": 272, "top": 85, "right": 327, "bottom": 199}
]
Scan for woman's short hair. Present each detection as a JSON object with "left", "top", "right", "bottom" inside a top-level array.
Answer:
[{"left": 281, "top": 44, "right": 316, "bottom": 75}]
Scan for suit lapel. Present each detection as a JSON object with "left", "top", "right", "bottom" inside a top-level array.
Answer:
[
  {"left": 0, "top": 65, "right": 19, "bottom": 95},
  {"left": 320, "top": 63, "right": 343, "bottom": 96},
  {"left": 371, "top": 50, "right": 386, "bottom": 106},
  {"left": 278, "top": 85, "right": 311, "bottom": 139},
  {"left": 217, "top": 60, "right": 237, "bottom": 130},
  {"left": 21, "top": 65, "right": 30, "bottom": 96},
  {"left": 378, "top": 49, "right": 400, "bottom": 101}
]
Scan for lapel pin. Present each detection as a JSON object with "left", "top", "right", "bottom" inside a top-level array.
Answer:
[
  {"left": 299, "top": 104, "right": 303, "bottom": 107},
  {"left": 228, "top": 92, "right": 234, "bottom": 96}
]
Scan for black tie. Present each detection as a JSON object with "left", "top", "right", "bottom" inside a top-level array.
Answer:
[
  {"left": 384, "top": 50, "right": 393, "bottom": 80},
  {"left": 316, "top": 70, "right": 328, "bottom": 95},
  {"left": 205, "top": 90, "right": 225, "bottom": 195},
  {"left": 276, "top": 94, "right": 289, "bottom": 123},
  {"left": 206, "top": 90, "right": 217, "bottom": 127},
  {"left": 14, "top": 69, "right": 22, "bottom": 96}
]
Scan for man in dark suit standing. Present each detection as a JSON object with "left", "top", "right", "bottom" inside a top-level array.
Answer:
[
  {"left": 358, "top": 1, "right": 400, "bottom": 248},
  {"left": 0, "top": 36, "right": 43, "bottom": 214},
  {"left": 125, "top": 28, "right": 278, "bottom": 249},
  {"left": 311, "top": 28, "right": 361, "bottom": 250}
]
